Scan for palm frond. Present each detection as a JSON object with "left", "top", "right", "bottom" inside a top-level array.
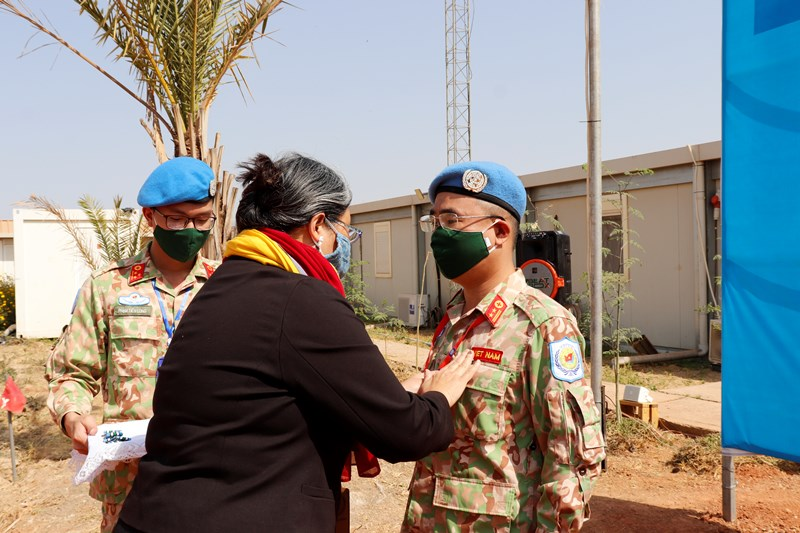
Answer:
[
  {"left": 23, "top": 195, "right": 100, "bottom": 270},
  {"left": 77, "top": 194, "right": 115, "bottom": 265},
  {"left": 201, "top": 0, "right": 283, "bottom": 111}
]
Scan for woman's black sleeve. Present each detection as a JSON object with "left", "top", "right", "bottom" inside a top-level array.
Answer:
[{"left": 279, "top": 278, "right": 453, "bottom": 463}]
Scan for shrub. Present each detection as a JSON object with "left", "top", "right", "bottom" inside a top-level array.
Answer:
[
  {"left": 0, "top": 275, "right": 15, "bottom": 332},
  {"left": 343, "top": 260, "right": 403, "bottom": 327}
]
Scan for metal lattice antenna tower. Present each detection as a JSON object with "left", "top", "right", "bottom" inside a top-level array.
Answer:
[{"left": 445, "top": 0, "right": 472, "bottom": 165}]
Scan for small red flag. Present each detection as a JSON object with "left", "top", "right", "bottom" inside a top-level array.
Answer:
[{"left": 1, "top": 376, "right": 26, "bottom": 414}]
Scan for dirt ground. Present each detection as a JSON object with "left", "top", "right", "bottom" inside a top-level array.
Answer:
[{"left": 2, "top": 338, "right": 799, "bottom": 532}]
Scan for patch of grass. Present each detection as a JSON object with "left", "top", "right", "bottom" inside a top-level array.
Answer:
[
  {"left": 739, "top": 455, "right": 800, "bottom": 474},
  {"left": 776, "top": 459, "right": 800, "bottom": 474},
  {"left": 602, "top": 363, "right": 664, "bottom": 390},
  {"left": 368, "top": 325, "right": 435, "bottom": 347},
  {"left": 385, "top": 358, "right": 419, "bottom": 382},
  {"left": 667, "top": 433, "right": 721, "bottom": 476},
  {"left": 601, "top": 357, "right": 716, "bottom": 391},
  {"left": 605, "top": 417, "right": 668, "bottom": 454}
]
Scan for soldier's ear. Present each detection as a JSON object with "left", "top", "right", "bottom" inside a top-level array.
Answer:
[
  {"left": 492, "top": 218, "right": 513, "bottom": 245},
  {"left": 142, "top": 207, "right": 156, "bottom": 228}
]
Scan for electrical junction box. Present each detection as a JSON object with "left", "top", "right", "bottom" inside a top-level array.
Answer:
[{"left": 397, "top": 294, "right": 429, "bottom": 327}]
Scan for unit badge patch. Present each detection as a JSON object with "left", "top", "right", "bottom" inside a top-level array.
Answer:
[
  {"left": 115, "top": 292, "right": 152, "bottom": 317},
  {"left": 548, "top": 337, "right": 584, "bottom": 383},
  {"left": 118, "top": 293, "right": 150, "bottom": 306}
]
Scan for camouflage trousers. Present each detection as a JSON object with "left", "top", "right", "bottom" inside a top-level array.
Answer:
[{"left": 101, "top": 501, "right": 123, "bottom": 533}]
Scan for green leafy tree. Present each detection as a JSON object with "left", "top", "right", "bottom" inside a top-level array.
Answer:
[
  {"left": 571, "top": 168, "right": 651, "bottom": 422},
  {"left": 1, "top": 0, "right": 284, "bottom": 258}
]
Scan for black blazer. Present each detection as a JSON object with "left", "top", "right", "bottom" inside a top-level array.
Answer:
[{"left": 119, "top": 257, "right": 453, "bottom": 532}]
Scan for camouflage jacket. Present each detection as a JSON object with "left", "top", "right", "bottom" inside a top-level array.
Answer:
[
  {"left": 403, "top": 270, "right": 606, "bottom": 532},
  {"left": 45, "top": 246, "right": 218, "bottom": 503}
]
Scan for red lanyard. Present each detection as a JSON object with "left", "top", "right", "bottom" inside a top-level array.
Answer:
[{"left": 424, "top": 313, "right": 486, "bottom": 370}]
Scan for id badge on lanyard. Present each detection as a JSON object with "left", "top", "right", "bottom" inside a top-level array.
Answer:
[{"left": 152, "top": 279, "right": 190, "bottom": 376}]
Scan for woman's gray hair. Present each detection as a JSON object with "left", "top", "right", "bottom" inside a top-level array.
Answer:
[{"left": 235, "top": 152, "right": 352, "bottom": 232}]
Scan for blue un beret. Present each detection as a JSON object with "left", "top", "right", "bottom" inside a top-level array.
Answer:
[
  {"left": 428, "top": 161, "right": 527, "bottom": 221},
  {"left": 137, "top": 157, "right": 216, "bottom": 208}
]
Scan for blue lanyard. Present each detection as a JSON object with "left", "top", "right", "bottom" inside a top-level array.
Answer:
[{"left": 152, "top": 279, "right": 190, "bottom": 344}]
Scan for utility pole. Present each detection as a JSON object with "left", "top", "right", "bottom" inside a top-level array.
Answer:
[
  {"left": 586, "top": 0, "right": 604, "bottom": 414},
  {"left": 445, "top": 0, "right": 472, "bottom": 164}
]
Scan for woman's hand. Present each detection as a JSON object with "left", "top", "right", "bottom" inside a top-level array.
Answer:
[
  {"left": 418, "top": 350, "right": 479, "bottom": 407},
  {"left": 401, "top": 372, "right": 425, "bottom": 393}
]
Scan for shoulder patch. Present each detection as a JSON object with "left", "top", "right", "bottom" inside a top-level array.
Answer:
[{"left": 549, "top": 337, "right": 584, "bottom": 383}]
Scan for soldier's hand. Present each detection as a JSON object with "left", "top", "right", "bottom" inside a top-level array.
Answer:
[
  {"left": 419, "top": 350, "right": 479, "bottom": 407},
  {"left": 63, "top": 412, "right": 98, "bottom": 455}
]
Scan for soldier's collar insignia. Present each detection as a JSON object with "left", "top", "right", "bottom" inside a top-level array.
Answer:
[
  {"left": 462, "top": 169, "right": 488, "bottom": 193},
  {"left": 129, "top": 263, "right": 146, "bottom": 284},
  {"left": 202, "top": 262, "right": 216, "bottom": 278},
  {"left": 484, "top": 295, "right": 507, "bottom": 326},
  {"left": 118, "top": 293, "right": 150, "bottom": 306},
  {"left": 549, "top": 337, "right": 584, "bottom": 383}
]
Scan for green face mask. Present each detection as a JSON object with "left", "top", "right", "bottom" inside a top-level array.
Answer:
[
  {"left": 430, "top": 225, "right": 494, "bottom": 279},
  {"left": 153, "top": 226, "right": 210, "bottom": 263}
]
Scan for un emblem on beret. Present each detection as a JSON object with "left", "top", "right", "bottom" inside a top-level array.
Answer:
[
  {"left": 462, "top": 169, "right": 488, "bottom": 193},
  {"left": 208, "top": 179, "right": 217, "bottom": 198}
]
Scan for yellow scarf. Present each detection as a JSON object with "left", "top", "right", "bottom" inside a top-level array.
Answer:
[{"left": 223, "top": 229, "right": 299, "bottom": 274}]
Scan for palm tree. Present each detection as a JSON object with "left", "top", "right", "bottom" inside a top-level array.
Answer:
[{"left": 0, "top": 0, "right": 284, "bottom": 258}]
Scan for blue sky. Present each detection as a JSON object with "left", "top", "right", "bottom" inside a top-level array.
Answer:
[{"left": 0, "top": 1, "right": 721, "bottom": 219}]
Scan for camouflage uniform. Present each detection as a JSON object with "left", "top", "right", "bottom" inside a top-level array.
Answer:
[
  {"left": 403, "top": 270, "right": 605, "bottom": 532},
  {"left": 46, "top": 245, "right": 218, "bottom": 528}
]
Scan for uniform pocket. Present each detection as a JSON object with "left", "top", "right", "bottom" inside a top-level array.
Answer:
[
  {"left": 109, "top": 316, "right": 162, "bottom": 377},
  {"left": 433, "top": 474, "right": 518, "bottom": 518},
  {"left": 568, "top": 387, "right": 605, "bottom": 451},
  {"left": 453, "top": 364, "right": 510, "bottom": 442}
]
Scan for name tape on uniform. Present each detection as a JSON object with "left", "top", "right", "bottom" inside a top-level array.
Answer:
[{"left": 472, "top": 347, "right": 503, "bottom": 365}]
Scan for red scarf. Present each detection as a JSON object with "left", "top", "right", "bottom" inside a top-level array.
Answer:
[{"left": 259, "top": 229, "right": 345, "bottom": 296}]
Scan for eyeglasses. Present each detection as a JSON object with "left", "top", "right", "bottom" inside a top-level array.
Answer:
[
  {"left": 419, "top": 213, "right": 503, "bottom": 233},
  {"left": 154, "top": 208, "right": 217, "bottom": 231},
  {"left": 329, "top": 218, "right": 363, "bottom": 243}
]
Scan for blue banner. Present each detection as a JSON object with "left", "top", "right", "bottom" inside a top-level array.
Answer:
[{"left": 722, "top": 0, "right": 800, "bottom": 462}]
